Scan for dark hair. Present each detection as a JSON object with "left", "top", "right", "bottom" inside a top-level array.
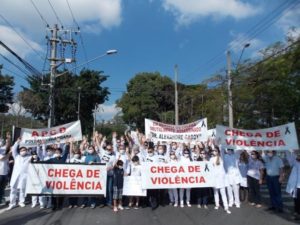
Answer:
[
  {"left": 132, "top": 156, "right": 139, "bottom": 162},
  {"left": 56, "top": 148, "right": 63, "bottom": 153},
  {"left": 116, "top": 160, "right": 124, "bottom": 167}
]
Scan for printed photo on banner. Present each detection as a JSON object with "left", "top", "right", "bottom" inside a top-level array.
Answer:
[
  {"left": 122, "top": 176, "right": 147, "bottom": 196},
  {"left": 16, "top": 120, "right": 82, "bottom": 147},
  {"left": 26, "top": 163, "right": 107, "bottom": 195},
  {"left": 141, "top": 161, "right": 215, "bottom": 189},
  {"left": 216, "top": 122, "right": 299, "bottom": 151},
  {"left": 145, "top": 118, "right": 208, "bottom": 143}
]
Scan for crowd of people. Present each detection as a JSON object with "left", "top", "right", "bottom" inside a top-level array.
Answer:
[{"left": 0, "top": 130, "right": 299, "bottom": 220}]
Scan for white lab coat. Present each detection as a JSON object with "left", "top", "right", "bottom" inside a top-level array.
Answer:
[
  {"left": 10, "top": 142, "right": 32, "bottom": 189},
  {"left": 286, "top": 152, "right": 300, "bottom": 198},
  {"left": 210, "top": 156, "right": 229, "bottom": 189},
  {"left": 223, "top": 154, "right": 243, "bottom": 185}
]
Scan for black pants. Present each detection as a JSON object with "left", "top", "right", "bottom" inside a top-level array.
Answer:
[
  {"left": 0, "top": 175, "right": 7, "bottom": 203},
  {"left": 52, "top": 197, "right": 64, "bottom": 210},
  {"left": 294, "top": 188, "right": 300, "bottom": 215},
  {"left": 148, "top": 189, "right": 158, "bottom": 209},
  {"left": 68, "top": 197, "right": 78, "bottom": 206},
  {"left": 247, "top": 176, "right": 261, "bottom": 204}
]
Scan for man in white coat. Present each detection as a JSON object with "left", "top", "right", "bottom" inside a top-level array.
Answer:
[{"left": 7, "top": 138, "right": 32, "bottom": 210}]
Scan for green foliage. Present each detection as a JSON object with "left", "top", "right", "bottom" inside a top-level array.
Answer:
[
  {"left": 0, "top": 65, "right": 14, "bottom": 113},
  {"left": 19, "top": 69, "right": 110, "bottom": 133}
]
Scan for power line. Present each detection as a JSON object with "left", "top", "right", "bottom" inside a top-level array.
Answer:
[
  {"left": 0, "top": 53, "right": 30, "bottom": 77},
  {"left": 47, "top": 0, "right": 64, "bottom": 28},
  {"left": 0, "top": 65, "right": 28, "bottom": 81},
  {"left": 0, "top": 14, "right": 45, "bottom": 61},
  {"left": 185, "top": 0, "right": 298, "bottom": 79},
  {"left": 65, "top": 0, "right": 89, "bottom": 67},
  {"left": 30, "top": 0, "right": 49, "bottom": 27}
]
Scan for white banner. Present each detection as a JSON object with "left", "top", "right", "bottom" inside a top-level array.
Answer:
[
  {"left": 141, "top": 162, "right": 215, "bottom": 189},
  {"left": 122, "top": 176, "right": 147, "bottom": 196},
  {"left": 216, "top": 122, "right": 299, "bottom": 151},
  {"left": 19, "top": 120, "right": 82, "bottom": 147},
  {"left": 145, "top": 118, "right": 208, "bottom": 143},
  {"left": 26, "top": 163, "right": 107, "bottom": 195}
]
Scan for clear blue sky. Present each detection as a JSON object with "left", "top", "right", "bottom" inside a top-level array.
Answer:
[{"left": 0, "top": 0, "right": 299, "bottom": 119}]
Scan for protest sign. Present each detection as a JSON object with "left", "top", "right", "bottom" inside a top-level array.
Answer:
[
  {"left": 122, "top": 176, "right": 147, "bottom": 196},
  {"left": 26, "top": 163, "right": 107, "bottom": 195},
  {"left": 17, "top": 120, "right": 82, "bottom": 147},
  {"left": 141, "top": 161, "right": 214, "bottom": 189},
  {"left": 216, "top": 122, "right": 299, "bottom": 151},
  {"left": 145, "top": 118, "right": 207, "bottom": 143}
]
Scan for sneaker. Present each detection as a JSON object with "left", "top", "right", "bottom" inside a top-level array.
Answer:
[
  {"left": 249, "top": 202, "right": 256, "bottom": 206},
  {"left": 255, "top": 204, "right": 262, "bottom": 208},
  {"left": 6, "top": 204, "right": 16, "bottom": 210},
  {"left": 197, "top": 204, "right": 201, "bottom": 208},
  {"left": 73, "top": 205, "right": 78, "bottom": 208},
  {"left": 90, "top": 204, "right": 96, "bottom": 209},
  {"left": 174, "top": 203, "right": 178, "bottom": 207},
  {"left": 134, "top": 205, "right": 139, "bottom": 210},
  {"left": 214, "top": 206, "right": 219, "bottom": 210},
  {"left": 19, "top": 203, "right": 26, "bottom": 207},
  {"left": 40, "top": 205, "right": 45, "bottom": 209},
  {"left": 180, "top": 203, "right": 184, "bottom": 208},
  {"left": 113, "top": 207, "right": 118, "bottom": 212},
  {"left": 80, "top": 204, "right": 86, "bottom": 209},
  {"left": 68, "top": 205, "right": 73, "bottom": 209},
  {"left": 46, "top": 204, "right": 52, "bottom": 209},
  {"left": 31, "top": 203, "right": 37, "bottom": 208},
  {"left": 203, "top": 205, "right": 208, "bottom": 209},
  {"left": 187, "top": 202, "right": 192, "bottom": 207},
  {"left": 236, "top": 204, "right": 240, "bottom": 208},
  {"left": 228, "top": 203, "right": 233, "bottom": 207},
  {"left": 226, "top": 209, "right": 232, "bottom": 214},
  {"left": 118, "top": 205, "right": 124, "bottom": 210}
]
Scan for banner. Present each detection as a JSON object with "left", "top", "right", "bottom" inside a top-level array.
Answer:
[
  {"left": 17, "top": 120, "right": 82, "bottom": 147},
  {"left": 141, "top": 162, "right": 215, "bottom": 189},
  {"left": 216, "top": 122, "right": 299, "bottom": 151},
  {"left": 122, "top": 176, "right": 147, "bottom": 196},
  {"left": 145, "top": 118, "right": 207, "bottom": 143},
  {"left": 26, "top": 163, "right": 107, "bottom": 195}
]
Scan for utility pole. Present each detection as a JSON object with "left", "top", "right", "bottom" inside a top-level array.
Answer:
[
  {"left": 47, "top": 24, "right": 78, "bottom": 128},
  {"left": 227, "top": 50, "right": 233, "bottom": 128},
  {"left": 93, "top": 104, "right": 98, "bottom": 134},
  {"left": 48, "top": 24, "right": 59, "bottom": 128},
  {"left": 174, "top": 64, "right": 179, "bottom": 126}
]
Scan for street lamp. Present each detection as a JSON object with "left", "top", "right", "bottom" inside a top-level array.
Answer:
[
  {"left": 77, "top": 86, "right": 81, "bottom": 121},
  {"left": 227, "top": 43, "right": 250, "bottom": 128},
  {"left": 48, "top": 49, "right": 118, "bottom": 128}
]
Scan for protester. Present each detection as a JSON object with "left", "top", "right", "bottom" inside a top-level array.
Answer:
[
  {"left": 247, "top": 151, "right": 264, "bottom": 208},
  {"left": 0, "top": 133, "right": 11, "bottom": 205},
  {"left": 7, "top": 138, "right": 32, "bottom": 210},
  {"left": 263, "top": 150, "right": 284, "bottom": 213},
  {"left": 222, "top": 148, "right": 242, "bottom": 208},
  {"left": 238, "top": 151, "right": 249, "bottom": 202},
  {"left": 113, "top": 160, "right": 125, "bottom": 212},
  {"left": 179, "top": 147, "right": 192, "bottom": 208},
  {"left": 127, "top": 156, "right": 141, "bottom": 209},
  {"left": 286, "top": 150, "right": 300, "bottom": 220},
  {"left": 209, "top": 146, "right": 231, "bottom": 214},
  {"left": 167, "top": 151, "right": 179, "bottom": 207}
]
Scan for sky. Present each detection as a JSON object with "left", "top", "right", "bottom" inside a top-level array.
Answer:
[{"left": 0, "top": 0, "right": 299, "bottom": 121}]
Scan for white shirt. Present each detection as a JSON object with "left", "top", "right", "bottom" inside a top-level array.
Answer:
[{"left": 130, "top": 163, "right": 142, "bottom": 176}]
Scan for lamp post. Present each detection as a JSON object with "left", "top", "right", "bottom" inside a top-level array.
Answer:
[
  {"left": 48, "top": 49, "right": 117, "bottom": 128},
  {"left": 77, "top": 86, "right": 81, "bottom": 121},
  {"left": 174, "top": 64, "right": 179, "bottom": 126},
  {"left": 227, "top": 43, "right": 250, "bottom": 128}
]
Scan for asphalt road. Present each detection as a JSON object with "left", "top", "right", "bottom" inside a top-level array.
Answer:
[{"left": 0, "top": 201, "right": 299, "bottom": 225}]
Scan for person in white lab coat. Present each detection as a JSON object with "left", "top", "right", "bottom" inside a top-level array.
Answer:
[
  {"left": 7, "top": 138, "right": 32, "bottom": 210},
  {"left": 210, "top": 147, "right": 231, "bottom": 214},
  {"left": 222, "top": 148, "right": 242, "bottom": 208},
  {"left": 179, "top": 148, "right": 192, "bottom": 208}
]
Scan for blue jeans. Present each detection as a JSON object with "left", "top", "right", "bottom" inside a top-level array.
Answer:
[
  {"left": 266, "top": 175, "right": 283, "bottom": 209},
  {"left": 106, "top": 175, "right": 113, "bottom": 205}
]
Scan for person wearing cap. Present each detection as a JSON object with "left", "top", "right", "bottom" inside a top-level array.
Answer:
[
  {"left": 7, "top": 137, "right": 32, "bottom": 210},
  {"left": 263, "top": 150, "right": 284, "bottom": 213},
  {"left": 179, "top": 147, "right": 192, "bottom": 208}
]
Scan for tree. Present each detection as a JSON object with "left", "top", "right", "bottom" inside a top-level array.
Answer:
[
  {"left": 19, "top": 68, "right": 110, "bottom": 133},
  {"left": 0, "top": 65, "right": 14, "bottom": 113},
  {"left": 117, "top": 72, "right": 175, "bottom": 130}
]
